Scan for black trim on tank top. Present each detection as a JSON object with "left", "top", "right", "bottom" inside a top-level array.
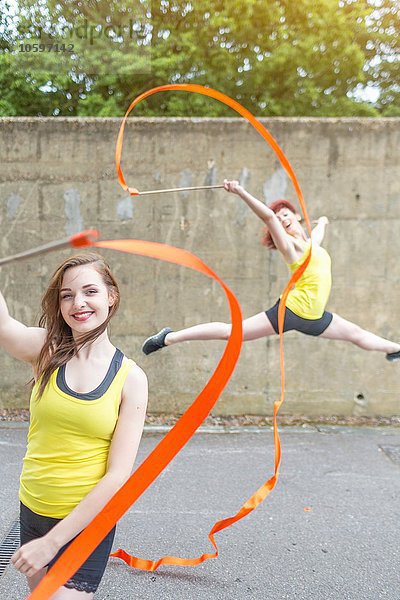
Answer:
[{"left": 56, "top": 348, "right": 124, "bottom": 400}]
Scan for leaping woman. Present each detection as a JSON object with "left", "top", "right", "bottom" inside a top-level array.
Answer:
[{"left": 142, "top": 180, "right": 400, "bottom": 361}]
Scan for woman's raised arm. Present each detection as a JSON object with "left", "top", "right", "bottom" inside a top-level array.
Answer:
[
  {"left": 0, "top": 289, "right": 46, "bottom": 363},
  {"left": 311, "top": 216, "right": 329, "bottom": 246},
  {"left": 224, "top": 180, "right": 298, "bottom": 263}
]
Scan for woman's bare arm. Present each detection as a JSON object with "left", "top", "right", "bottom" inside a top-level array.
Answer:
[
  {"left": 224, "top": 180, "right": 299, "bottom": 263},
  {"left": 0, "top": 290, "right": 46, "bottom": 363},
  {"left": 311, "top": 216, "right": 329, "bottom": 245}
]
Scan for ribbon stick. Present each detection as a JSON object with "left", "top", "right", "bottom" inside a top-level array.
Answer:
[
  {"left": 130, "top": 184, "right": 225, "bottom": 196},
  {"left": 0, "top": 230, "right": 99, "bottom": 266},
  {"left": 116, "top": 83, "right": 312, "bottom": 236}
]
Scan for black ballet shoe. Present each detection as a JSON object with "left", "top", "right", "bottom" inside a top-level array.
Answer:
[
  {"left": 385, "top": 349, "right": 400, "bottom": 362},
  {"left": 142, "top": 327, "right": 173, "bottom": 355}
]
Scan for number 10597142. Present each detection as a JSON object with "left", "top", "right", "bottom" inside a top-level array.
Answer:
[{"left": 19, "top": 43, "right": 74, "bottom": 52}]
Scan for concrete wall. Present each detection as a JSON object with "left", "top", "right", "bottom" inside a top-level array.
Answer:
[{"left": 0, "top": 117, "right": 399, "bottom": 417}]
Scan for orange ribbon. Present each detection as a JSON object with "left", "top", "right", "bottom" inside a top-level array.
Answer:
[
  {"left": 116, "top": 83, "right": 311, "bottom": 236},
  {"left": 28, "top": 239, "right": 243, "bottom": 598},
  {"left": 28, "top": 85, "right": 312, "bottom": 597}
]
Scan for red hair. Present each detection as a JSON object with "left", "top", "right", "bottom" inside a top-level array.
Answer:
[{"left": 261, "top": 199, "right": 300, "bottom": 249}]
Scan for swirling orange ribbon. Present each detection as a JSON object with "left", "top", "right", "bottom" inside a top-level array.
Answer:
[
  {"left": 28, "top": 84, "right": 312, "bottom": 598},
  {"left": 28, "top": 237, "right": 243, "bottom": 598}
]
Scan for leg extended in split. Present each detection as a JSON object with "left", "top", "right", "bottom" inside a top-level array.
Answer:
[{"left": 142, "top": 312, "right": 276, "bottom": 354}]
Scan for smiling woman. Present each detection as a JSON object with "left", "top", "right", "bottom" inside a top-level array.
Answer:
[
  {"left": 35, "top": 254, "right": 121, "bottom": 399},
  {"left": 0, "top": 252, "right": 148, "bottom": 599},
  {"left": 142, "top": 179, "right": 400, "bottom": 361}
]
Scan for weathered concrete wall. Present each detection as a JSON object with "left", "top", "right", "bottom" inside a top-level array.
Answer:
[{"left": 0, "top": 117, "right": 399, "bottom": 416}]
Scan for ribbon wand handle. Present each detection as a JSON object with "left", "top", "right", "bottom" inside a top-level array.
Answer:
[
  {"left": 129, "top": 184, "right": 225, "bottom": 196},
  {"left": 0, "top": 229, "right": 99, "bottom": 267}
]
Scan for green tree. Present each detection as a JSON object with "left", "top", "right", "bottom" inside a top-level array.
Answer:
[
  {"left": 0, "top": 0, "right": 398, "bottom": 117},
  {"left": 363, "top": 0, "right": 400, "bottom": 116}
]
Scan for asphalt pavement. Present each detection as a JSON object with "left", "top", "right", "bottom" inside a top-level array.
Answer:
[{"left": 0, "top": 423, "right": 399, "bottom": 600}]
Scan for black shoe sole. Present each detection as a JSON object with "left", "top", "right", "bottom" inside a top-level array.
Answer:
[{"left": 142, "top": 327, "right": 172, "bottom": 355}]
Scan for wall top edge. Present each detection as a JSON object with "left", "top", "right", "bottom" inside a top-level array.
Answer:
[{"left": 0, "top": 116, "right": 399, "bottom": 124}]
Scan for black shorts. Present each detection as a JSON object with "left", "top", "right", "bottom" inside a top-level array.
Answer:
[
  {"left": 19, "top": 502, "right": 116, "bottom": 594},
  {"left": 266, "top": 299, "right": 333, "bottom": 336}
]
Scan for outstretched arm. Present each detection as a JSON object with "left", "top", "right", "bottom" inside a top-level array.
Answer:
[
  {"left": 311, "top": 216, "right": 329, "bottom": 246},
  {"left": 224, "top": 179, "right": 275, "bottom": 223},
  {"left": 224, "top": 179, "right": 298, "bottom": 263},
  {"left": 0, "top": 286, "right": 46, "bottom": 364}
]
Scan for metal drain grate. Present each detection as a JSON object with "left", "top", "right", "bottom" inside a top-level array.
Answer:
[
  {"left": 0, "top": 520, "right": 20, "bottom": 577},
  {"left": 380, "top": 445, "right": 400, "bottom": 466}
]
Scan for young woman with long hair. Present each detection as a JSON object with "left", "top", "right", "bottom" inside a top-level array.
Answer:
[
  {"left": 5, "top": 253, "right": 148, "bottom": 598},
  {"left": 142, "top": 179, "right": 400, "bottom": 361}
]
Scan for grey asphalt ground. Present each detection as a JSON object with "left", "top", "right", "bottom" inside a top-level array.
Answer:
[{"left": 0, "top": 423, "right": 399, "bottom": 600}]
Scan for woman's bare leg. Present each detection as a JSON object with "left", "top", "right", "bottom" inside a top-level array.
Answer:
[
  {"left": 320, "top": 313, "right": 400, "bottom": 353},
  {"left": 165, "top": 312, "right": 276, "bottom": 345},
  {"left": 51, "top": 586, "right": 94, "bottom": 599},
  {"left": 27, "top": 570, "right": 94, "bottom": 599}
]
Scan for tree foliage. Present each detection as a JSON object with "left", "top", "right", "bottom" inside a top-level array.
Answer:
[{"left": 0, "top": 0, "right": 398, "bottom": 117}]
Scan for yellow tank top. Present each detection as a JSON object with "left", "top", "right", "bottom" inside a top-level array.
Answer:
[
  {"left": 284, "top": 240, "right": 332, "bottom": 319},
  {"left": 19, "top": 351, "right": 135, "bottom": 518}
]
